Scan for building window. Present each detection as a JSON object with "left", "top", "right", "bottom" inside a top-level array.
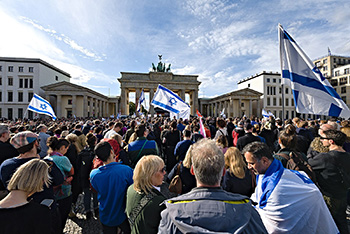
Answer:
[
  {"left": 18, "top": 108, "right": 23, "bottom": 119},
  {"left": 24, "top": 79, "right": 28, "bottom": 88},
  {"left": 334, "top": 58, "right": 337, "bottom": 63},
  {"left": 340, "top": 77, "right": 347, "bottom": 85},
  {"left": 323, "top": 66, "right": 328, "bottom": 71},
  {"left": 324, "top": 73, "right": 328, "bottom": 77},
  {"left": 68, "top": 99, "right": 72, "bottom": 105},
  {"left": 279, "top": 87, "right": 282, "bottom": 94},
  {"left": 315, "top": 62, "right": 320, "bottom": 67},
  {"left": 29, "top": 79, "right": 33, "bottom": 88},
  {"left": 279, "top": 79, "right": 281, "bottom": 83},
  {"left": 285, "top": 98, "right": 289, "bottom": 106},
  {"left": 29, "top": 67, "right": 34, "bottom": 73},
  {"left": 273, "top": 98, "right": 277, "bottom": 106},
  {"left": 285, "top": 87, "right": 289, "bottom": 94},
  {"left": 341, "top": 87, "right": 346, "bottom": 94},
  {"left": 267, "top": 97, "right": 270, "bottom": 106},
  {"left": 8, "top": 77, "right": 13, "bottom": 86},
  {"left": 248, "top": 84, "right": 250, "bottom": 88},
  {"left": 19, "top": 79, "right": 23, "bottom": 88},
  {"left": 8, "top": 91, "right": 13, "bottom": 102},
  {"left": 345, "top": 68, "right": 350, "bottom": 74},
  {"left": 267, "top": 78, "right": 270, "bottom": 83},
  {"left": 0, "top": 108, "right": 1, "bottom": 118},
  {"left": 273, "top": 87, "right": 276, "bottom": 95},
  {"left": 331, "top": 79, "right": 338, "bottom": 86},
  {"left": 267, "top": 86, "right": 270, "bottom": 95},
  {"left": 55, "top": 76, "right": 58, "bottom": 81},
  {"left": 0, "top": 66, "right": 2, "bottom": 71},
  {"left": 8, "top": 108, "right": 13, "bottom": 120},
  {"left": 18, "top": 92, "right": 23, "bottom": 102},
  {"left": 279, "top": 98, "right": 282, "bottom": 105},
  {"left": 8, "top": 66, "right": 13, "bottom": 72},
  {"left": 335, "top": 71, "right": 340, "bottom": 76},
  {"left": 342, "top": 96, "right": 347, "bottom": 104},
  {"left": 0, "top": 77, "right": 2, "bottom": 85},
  {"left": 0, "top": 91, "right": 2, "bottom": 102},
  {"left": 18, "top": 67, "right": 24, "bottom": 72},
  {"left": 28, "top": 92, "right": 33, "bottom": 101},
  {"left": 241, "top": 102, "right": 244, "bottom": 107},
  {"left": 323, "top": 59, "right": 327, "bottom": 64},
  {"left": 273, "top": 78, "right": 276, "bottom": 83},
  {"left": 28, "top": 111, "right": 33, "bottom": 119},
  {"left": 291, "top": 99, "right": 294, "bottom": 106}
]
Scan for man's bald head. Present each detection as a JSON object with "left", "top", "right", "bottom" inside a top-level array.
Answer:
[{"left": 318, "top": 123, "right": 335, "bottom": 136}]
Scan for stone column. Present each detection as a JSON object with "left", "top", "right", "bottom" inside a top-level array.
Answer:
[
  {"left": 57, "top": 95, "right": 62, "bottom": 118},
  {"left": 106, "top": 102, "right": 109, "bottom": 117},
  {"left": 149, "top": 88, "right": 155, "bottom": 117},
  {"left": 180, "top": 89, "right": 186, "bottom": 101},
  {"left": 214, "top": 102, "right": 217, "bottom": 117},
  {"left": 116, "top": 98, "right": 119, "bottom": 115},
  {"left": 83, "top": 96, "right": 88, "bottom": 117},
  {"left": 120, "top": 88, "right": 128, "bottom": 115},
  {"left": 193, "top": 89, "right": 198, "bottom": 116},
  {"left": 257, "top": 99, "right": 261, "bottom": 118},
  {"left": 72, "top": 95, "right": 77, "bottom": 117},
  {"left": 94, "top": 99, "right": 98, "bottom": 117},
  {"left": 249, "top": 99, "right": 252, "bottom": 117},
  {"left": 239, "top": 98, "right": 242, "bottom": 117},
  {"left": 135, "top": 88, "right": 141, "bottom": 115},
  {"left": 230, "top": 98, "right": 233, "bottom": 118}
]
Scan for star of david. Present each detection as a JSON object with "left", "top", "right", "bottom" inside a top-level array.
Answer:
[
  {"left": 40, "top": 104, "right": 47, "bottom": 110},
  {"left": 169, "top": 97, "right": 177, "bottom": 106}
]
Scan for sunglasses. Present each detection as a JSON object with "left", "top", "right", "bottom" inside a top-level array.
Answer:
[
  {"left": 159, "top": 167, "right": 166, "bottom": 173},
  {"left": 319, "top": 136, "right": 331, "bottom": 140}
]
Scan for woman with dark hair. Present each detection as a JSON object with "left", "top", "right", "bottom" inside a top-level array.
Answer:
[
  {"left": 216, "top": 135, "right": 228, "bottom": 154},
  {"left": 162, "top": 120, "right": 181, "bottom": 172},
  {"left": 214, "top": 118, "right": 228, "bottom": 140},
  {"left": 78, "top": 133, "right": 99, "bottom": 219},
  {"left": 274, "top": 124, "right": 307, "bottom": 167},
  {"left": 46, "top": 136, "right": 74, "bottom": 233}
]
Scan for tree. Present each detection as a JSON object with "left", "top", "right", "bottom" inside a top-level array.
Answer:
[{"left": 129, "top": 102, "right": 135, "bottom": 115}]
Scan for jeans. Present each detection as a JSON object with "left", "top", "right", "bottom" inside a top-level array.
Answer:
[
  {"left": 323, "top": 195, "right": 349, "bottom": 234},
  {"left": 83, "top": 187, "right": 98, "bottom": 212}
]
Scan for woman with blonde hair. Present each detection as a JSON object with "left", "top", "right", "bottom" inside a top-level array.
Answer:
[
  {"left": 126, "top": 155, "right": 166, "bottom": 234},
  {"left": 222, "top": 147, "right": 254, "bottom": 197},
  {"left": 0, "top": 159, "right": 52, "bottom": 233}
]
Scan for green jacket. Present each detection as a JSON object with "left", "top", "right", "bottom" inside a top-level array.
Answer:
[{"left": 126, "top": 185, "right": 166, "bottom": 234}]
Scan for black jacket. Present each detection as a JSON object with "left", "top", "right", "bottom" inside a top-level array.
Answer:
[{"left": 236, "top": 132, "right": 261, "bottom": 151}]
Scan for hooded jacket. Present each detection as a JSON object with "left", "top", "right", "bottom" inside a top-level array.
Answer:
[{"left": 158, "top": 187, "right": 267, "bottom": 234}]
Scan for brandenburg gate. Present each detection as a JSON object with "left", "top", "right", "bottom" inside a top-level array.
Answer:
[{"left": 118, "top": 57, "right": 201, "bottom": 116}]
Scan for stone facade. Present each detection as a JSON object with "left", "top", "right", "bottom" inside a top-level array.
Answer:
[{"left": 118, "top": 72, "right": 201, "bottom": 116}]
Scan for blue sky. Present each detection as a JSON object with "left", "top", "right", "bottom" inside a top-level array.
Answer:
[{"left": 1, "top": 0, "right": 349, "bottom": 100}]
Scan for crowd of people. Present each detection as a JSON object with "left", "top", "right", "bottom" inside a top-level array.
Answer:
[{"left": 0, "top": 115, "right": 349, "bottom": 233}]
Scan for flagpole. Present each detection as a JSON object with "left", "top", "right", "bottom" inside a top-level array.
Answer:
[{"left": 278, "top": 24, "right": 285, "bottom": 121}]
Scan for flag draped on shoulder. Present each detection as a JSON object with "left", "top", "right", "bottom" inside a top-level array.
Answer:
[
  {"left": 279, "top": 24, "right": 350, "bottom": 118},
  {"left": 137, "top": 89, "right": 146, "bottom": 113},
  {"left": 196, "top": 109, "right": 206, "bottom": 138},
  {"left": 27, "top": 94, "right": 57, "bottom": 120},
  {"left": 151, "top": 84, "right": 190, "bottom": 119}
]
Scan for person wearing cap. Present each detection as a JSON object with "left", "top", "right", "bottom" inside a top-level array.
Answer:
[
  {"left": 236, "top": 123, "right": 261, "bottom": 152},
  {"left": 0, "top": 131, "right": 64, "bottom": 234},
  {"left": 37, "top": 124, "right": 50, "bottom": 158},
  {"left": 90, "top": 141, "right": 133, "bottom": 234}
]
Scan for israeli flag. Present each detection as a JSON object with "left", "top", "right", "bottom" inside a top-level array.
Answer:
[
  {"left": 151, "top": 84, "right": 190, "bottom": 117},
  {"left": 262, "top": 109, "right": 269, "bottom": 118},
  {"left": 27, "top": 94, "right": 57, "bottom": 120},
  {"left": 220, "top": 108, "right": 226, "bottom": 118},
  {"left": 279, "top": 24, "right": 350, "bottom": 118},
  {"left": 137, "top": 89, "right": 146, "bottom": 113}
]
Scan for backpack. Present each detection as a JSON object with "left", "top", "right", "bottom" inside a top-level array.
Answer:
[{"left": 276, "top": 151, "right": 317, "bottom": 184}]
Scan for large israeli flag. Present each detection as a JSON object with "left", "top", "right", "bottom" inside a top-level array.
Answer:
[
  {"left": 151, "top": 84, "right": 190, "bottom": 119},
  {"left": 27, "top": 94, "right": 57, "bottom": 120},
  {"left": 279, "top": 24, "right": 350, "bottom": 118},
  {"left": 137, "top": 89, "right": 146, "bottom": 113}
]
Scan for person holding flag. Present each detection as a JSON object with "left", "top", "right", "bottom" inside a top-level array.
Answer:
[{"left": 137, "top": 89, "right": 146, "bottom": 114}]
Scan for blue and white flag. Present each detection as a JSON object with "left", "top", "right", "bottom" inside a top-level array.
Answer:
[
  {"left": 279, "top": 24, "right": 350, "bottom": 118},
  {"left": 27, "top": 94, "right": 57, "bottom": 120},
  {"left": 262, "top": 109, "right": 269, "bottom": 118},
  {"left": 137, "top": 89, "right": 146, "bottom": 113},
  {"left": 151, "top": 84, "right": 190, "bottom": 119},
  {"left": 220, "top": 108, "right": 226, "bottom": 118}
]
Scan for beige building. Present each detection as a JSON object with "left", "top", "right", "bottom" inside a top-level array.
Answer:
[
  {"left": 42, "top": 81, "right": 120, "bottom": 118},
  {"left": 313, "top": 54, "right": 350, "bottom": 78},
  {"left": 199, "top": 88, "right": 262, "bottom": 118},
  {"left": 330, "top": 64, "right": 350, "bottom": 105}
]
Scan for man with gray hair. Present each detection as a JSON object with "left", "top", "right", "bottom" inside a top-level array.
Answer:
[
  {"left": 158, "top": 138, "right": 267, "bottom": 233},
  {"left": 37, "top": 124, "right": 50, "bottom": 158}
]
